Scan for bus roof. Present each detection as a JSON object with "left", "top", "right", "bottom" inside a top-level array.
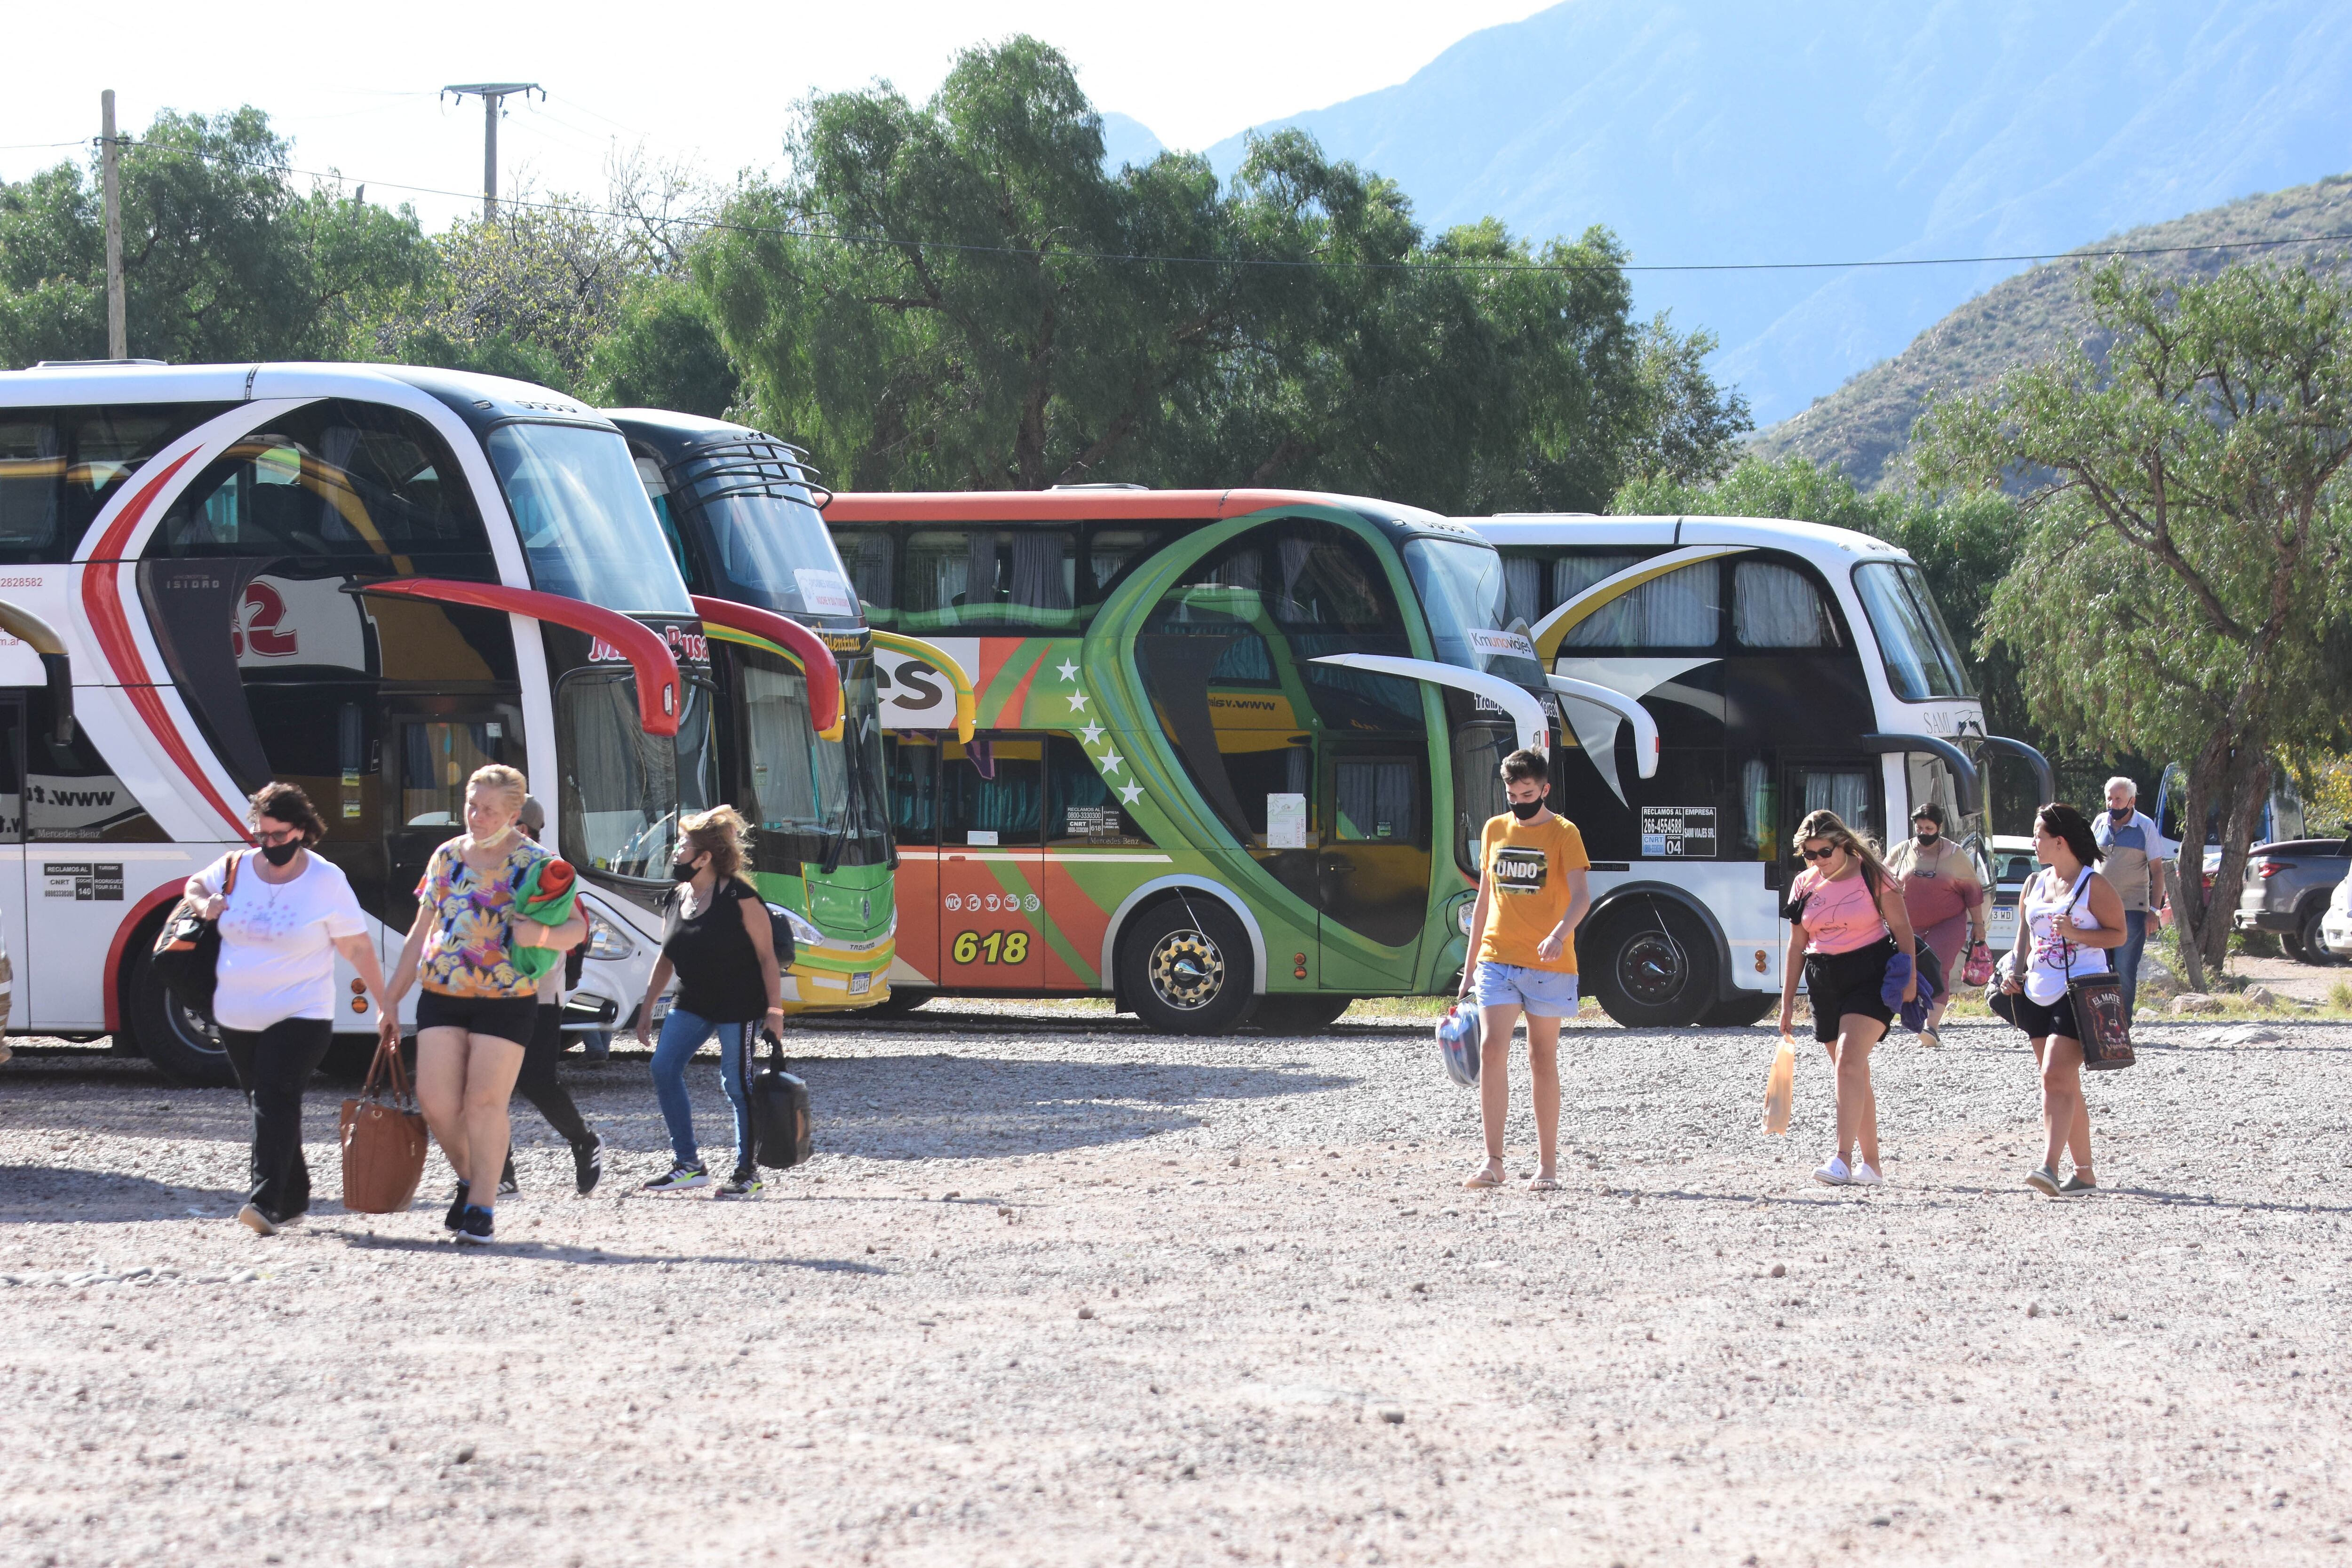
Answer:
[
  {"left": 827, "top": 487, "right": 1461, "bottom": 536},
  {"left": 0, "top": 359, "right": 614, "bottom": 436},
  {"left": 1475, "top": 513, "right": 1908, "bottom": 565}
]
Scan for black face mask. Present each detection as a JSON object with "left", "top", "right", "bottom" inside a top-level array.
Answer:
[
  {"left": 1510, "top": 798, "right": 1544, "bottom": 821},
  {"left": 260, "top": 839, "right": 301, "bottom": 867},
  {"left": 2109, "top": 806, "right": 2132, "bottom": 821},
  {"left": 669, "top": 858, "right": 701, "bottom": 882},
  {"left": 1915, "top": 828, "right": 1939, "bottom": 844}
]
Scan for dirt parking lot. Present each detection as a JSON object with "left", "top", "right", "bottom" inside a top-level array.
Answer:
[{"left": 2, "top": 1006, "right": 2348, "bottom": 1567}]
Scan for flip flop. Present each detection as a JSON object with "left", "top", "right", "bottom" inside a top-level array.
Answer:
[
  {"left": 1526, "top": 1174, "right": 1560, "bottom": 1192},
  {"left": 1462, "top": 1167, "right": 1505, "bottom": 1189}
]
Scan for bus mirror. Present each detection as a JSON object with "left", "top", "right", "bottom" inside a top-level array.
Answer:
[
  {"left": 1976, "top": 735, "right": 2055, "bottom": 808},
  {"left": 40, "top": 652, "right": 73, "bottom": 747},
  {"left": 1858, "top": 732, "right": 1981, "bottom": 818}
]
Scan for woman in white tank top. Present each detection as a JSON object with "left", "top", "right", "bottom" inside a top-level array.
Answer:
[{"left": 1997, "top": 803, "right": 2128, "bottom": 1197}]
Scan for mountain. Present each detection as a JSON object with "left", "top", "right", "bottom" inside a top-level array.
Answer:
[
  {"left": 1749, "top": 175, "right": 2352, "bottom": 490},
  {"left": 1099, "top": 113, "right": 1164, "bottom": 173},
  {"left": 1203, "top": 0, "right": 2352, "bottom": 426}
]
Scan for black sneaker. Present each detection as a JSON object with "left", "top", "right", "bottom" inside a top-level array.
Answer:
[
  {"left": 499, "top": 1154, "right": 519, "bottom": 1197},
  {"left": 573, "top": 1133, "right": 605, "bottom": 1196},
  {"left": 716, "top": 1166, "right": 763, "bottom": 1200},
  {"left": 453, "top": 1205, "right": 494, "bottom": 1246},
  {"left": 640, "top": 1163, "right": 709, "bottom": 1194},
  {"left": 237, "top": 1202, "right": 279, "bottom": 1237},
  {"left": 443, "top": 1180, "right": 471, "bottom": 1231}
]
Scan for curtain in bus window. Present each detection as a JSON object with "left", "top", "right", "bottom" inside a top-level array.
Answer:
[
  {"left": 884, "top": 737, "right": 938, "bottom": 844},
  {"left": 1559, "top": 558, "right": 1719, "bottom": 648},
  {"left": 1450, "top": 720, "right": 1514, "bottom": 873},
  {"left": 1334, "top": 758, "right": 1417, "bottom": 843},
  {"left": 1733, "top": 561, "right": 1837, "bottom": 648},
  {"left": 836, "top": 531, "right": 894, "bottom": 620},
  {"left": 556, "top": 676, "right": 680, "bottom": 879},
  {"left": 940, "top": 735, "right": 1041, "bottom": 845},
  {"left": 1804, "top": 769, "right": 1875, "bottom": 842},
  {"left": 1007, "top": 531, "right": 1075, "bottom": 621},
  {"left": 1741, "top": 758, "right": 1775, "bottom": 860},
  {"left": 904, "top": 531, "right": 970, "bottom": 627},
  {"left": 738, "top": 661, "right": 823, "bottom": 834},
  {"left": 966, "top": 532, "right": 999, "bottom": 610},
  {"left": 1089, "top": 529, "right": 1160, "bottom": 595},
  {"left": 0, "top": 417, "right": 62, "bottom": 554},
  {"left": 1502, "top": 557, "right": 1542, "bottom": 629}
]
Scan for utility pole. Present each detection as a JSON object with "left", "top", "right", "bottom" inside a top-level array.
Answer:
[
  {"left": 101, "top": 89, "right": 125, "bottom": 359},
  {"left": 441, "top": 82, "right": 541, "bottom": 221}
]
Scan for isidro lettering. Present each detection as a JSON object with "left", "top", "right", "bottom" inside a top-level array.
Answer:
[{"left": 1492, "top": 846, "right": 1549, "bottom": 894}]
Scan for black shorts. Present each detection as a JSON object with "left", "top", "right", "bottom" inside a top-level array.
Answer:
[
  {"left": 415, "top": 990, "right": 538, "bottom": 1048},
  {"left": 1803, "top": 938, "right": 1897, "bottom": 1043},
  {"left": 2006, "top": 989, "right": 2081, "bottom": 1041}
]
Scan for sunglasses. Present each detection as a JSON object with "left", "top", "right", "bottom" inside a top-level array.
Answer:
[{"left": 1800, "top": 845, "right": 1839, "bottom": 862}]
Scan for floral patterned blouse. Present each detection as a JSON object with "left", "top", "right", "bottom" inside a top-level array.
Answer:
[{"left": 414, "top": 836, "right": 552, "bottom": 999}]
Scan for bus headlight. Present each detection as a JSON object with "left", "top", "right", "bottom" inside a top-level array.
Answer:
[
  {"left": 1456, "top": 901, "right": 1475, "bottom": 936},
  {"left": 586, "top": 907, "right": 635, "bottom": 961},
  {"left": 767, "top": 905, "right": 825, "bottom": 952}
]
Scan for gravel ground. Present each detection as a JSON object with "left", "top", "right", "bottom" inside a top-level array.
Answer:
[{"left": 2, "top": 1008, "right": 2348, "bottom": 1567}]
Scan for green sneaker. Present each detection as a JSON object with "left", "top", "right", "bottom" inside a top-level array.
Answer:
[
  {"left": 716, "top": 1166, "right": 763, "bottom": 1200},
  {"left": 2058, "top": 1174, "right": 2097, "bottom": 1194}
]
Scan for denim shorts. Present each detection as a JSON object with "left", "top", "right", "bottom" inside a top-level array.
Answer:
[{"left": 1470, "top": 961, "right": 1581, "bottom": 1019}]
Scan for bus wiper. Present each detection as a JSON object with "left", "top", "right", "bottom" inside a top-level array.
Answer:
[{"left": 821, "top": 733, "right": 859, "bottom": 877}]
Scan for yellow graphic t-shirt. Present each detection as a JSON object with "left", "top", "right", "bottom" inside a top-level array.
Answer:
[{"left": 1476, "top": 813, "right": 1590, "bottom": 973}]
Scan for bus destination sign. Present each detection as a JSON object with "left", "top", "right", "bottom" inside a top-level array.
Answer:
[{"left": 1640, "top": 807, "right": 1716, "bottom": 859}]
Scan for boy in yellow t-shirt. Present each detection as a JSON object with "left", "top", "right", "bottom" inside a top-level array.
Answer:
[{"left": 1456, "top": 747, "right": 1591, "bottom": 1192}]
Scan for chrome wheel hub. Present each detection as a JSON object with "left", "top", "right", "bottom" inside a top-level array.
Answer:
[{"left": 1147, "top": 928, "right": 1226, "bottom": 1011}]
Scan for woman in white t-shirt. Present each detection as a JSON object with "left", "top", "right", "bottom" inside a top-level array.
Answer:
[{"left": 185, "top": 782, "right": 394, "bottom": 1236}]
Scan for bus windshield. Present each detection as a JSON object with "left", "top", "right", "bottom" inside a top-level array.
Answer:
[
  {"left": 1851, "top": 561, "right": 1972, "bottom": 701},
  {"left": 557, "top": 673, "right": 719, "bottom": 882},
  {"left": 487, "top": 422, "right": 694, "bottom": 615},
  {"left": 1402, "top": 536, "right": 1549, "bottom": 691},
  {"left": 731, "top": 653, "right": 891, "bottom": 867},
  {"left": 660, "top": 446, "right": 858, "bottom": 621}
]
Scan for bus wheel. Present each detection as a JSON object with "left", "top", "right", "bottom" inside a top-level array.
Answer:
[
  {"left": 123, "top": 940, "right": 238, "bottom": 1087},
  {"left": 1120, "top": 899, "right": 1257, "bottom": 1036},
  {"left": 1697, "top": 993, "right": 1775, "bottom": 1028},
  {"left": 1586, "top": 899, "right": 1719, "bottom": 1029},
  {"left": 1252, "top": 994, "right": 1355, "bottom": 1033}
]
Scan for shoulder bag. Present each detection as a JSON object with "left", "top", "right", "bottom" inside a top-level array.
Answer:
[
  {"left": 339, "top": 1036, "right": 430, "bottom": 1213},
  {"left": 2060, "top": 875, "right": 2135, "bottom": 1070},
  {"left": 150, "top": 852, "right": 242, "bottom": 1018}
]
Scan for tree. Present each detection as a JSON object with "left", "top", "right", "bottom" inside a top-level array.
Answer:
[
  {"left": 0, "top": 107, "right": 431, "bottom": 368},
  {"left": 585, "top": 272, "right": 739, "bottom": 418},
  {"left": 698, "top": 37, "right": 1742, "bottom": 509},
  {"left": 1914, "top": 262, "right": 2352, "bottom": 987}
]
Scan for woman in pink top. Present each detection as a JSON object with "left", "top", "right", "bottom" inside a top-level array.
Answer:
[
  {"left": 1775, "top": 809, "right": 1918, "bottom": 1189},
  {"left": 1885, "top": 802, "right": 1986, "bottom": 1048}
]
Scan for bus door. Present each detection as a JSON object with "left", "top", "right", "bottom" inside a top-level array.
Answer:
[
  {"left": 385, "top": 705, "right": 524, "bottom": 938},
  {"left": 1778, "top": 755, "right": 1883, "bottom": 865},
  {"left": 0, "top": 696, "right": 26, "bottom": 1020},
  {"left": 936, "top": 732, "right": 1046, "bottom": 988},
  {"left": 1316, "top": 740, "right": 1430, "bottom": 988},
  {"left": 882, "top": 734, "right": 941, "bottom": 988}
]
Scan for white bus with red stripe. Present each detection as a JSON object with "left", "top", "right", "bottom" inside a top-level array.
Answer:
[{"left": 0, "top": 360, "right": 746, "bottom": 1082}]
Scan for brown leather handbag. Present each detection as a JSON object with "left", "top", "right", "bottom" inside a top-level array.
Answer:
[{"left": 339, "top": 1037, "right": 429, "bottom": 1214}]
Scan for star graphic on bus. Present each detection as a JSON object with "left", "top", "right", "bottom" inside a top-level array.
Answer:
[
  {"left": 1098, "top": 751, "right": 1123, "bottom": 775},
  {"left": 1056, "top": 659, "right": 1079, "bottom": 681},
  {"left": 1067, "top": 690, "right": 1089, "bottom": 711},
  {"left": 1079, "top": 722, "right": 1105, "bottom": 746},
  {"left": 1118, "top": 781, "right": 1144, "bottom": 804}
]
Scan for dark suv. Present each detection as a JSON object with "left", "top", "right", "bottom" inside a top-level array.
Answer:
[{"left": 2232, "top": 838, "right": 2352, "bottom": 963}]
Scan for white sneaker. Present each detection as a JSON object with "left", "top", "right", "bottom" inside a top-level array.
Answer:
[
  {"left": 1812, "top": 1155, "right": 1851, "bottom": 1186},
  {"left": 1849, "top": 1160, "right": 1884, "bottom": 1187}
]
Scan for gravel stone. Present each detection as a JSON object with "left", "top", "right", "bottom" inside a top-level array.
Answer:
[{"left": 1, "top": 1009, "right": 2348, "bottom": 1563}]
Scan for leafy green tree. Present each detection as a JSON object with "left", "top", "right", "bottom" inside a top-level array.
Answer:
[
  {"left": 698, "top": 37, "right": 1740, "bottom": 509},
  {"left": 1915, "top": 262, "right": 2352, "bottom": 986},
  {"left": 585, "top": 273, "right": 739, "bottom": 418},
  {"left": 0, "top": 108, "right": 431, "bottom": 368}
]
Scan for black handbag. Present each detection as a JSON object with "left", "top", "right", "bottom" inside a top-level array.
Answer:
[
  {"left": 149, "top": 851, "right": 242, "bottom": 1018},
  {"left": 750, "top": 1029, "right": 812, "bottom": 1170}
]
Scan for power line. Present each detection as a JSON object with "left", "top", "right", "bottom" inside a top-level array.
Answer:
[{"left": 72, "top": 134, "right": 2352, "bottom": 278}]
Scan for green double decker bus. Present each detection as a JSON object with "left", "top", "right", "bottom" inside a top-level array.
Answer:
[{"left": 827, "top": 487, "right": 1653, "bottom": 1034}]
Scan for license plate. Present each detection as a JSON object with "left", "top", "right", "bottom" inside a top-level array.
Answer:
[
  {"left": 651, "top": 995, "right": 673, "bottom": 1022},
  {"left": 1988, "top": 907, "right": 2017, "bottom": 949},
  {"left": 850, "top": 972, "right": 872, "bottom": 995}
]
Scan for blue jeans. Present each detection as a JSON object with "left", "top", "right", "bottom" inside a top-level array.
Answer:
[
  {"left": 2113, "top": 910, "right": 2150, "bottom": 1023},
  {"left": 650, "top": 1006, "right": 755, "bottom": 1173}
]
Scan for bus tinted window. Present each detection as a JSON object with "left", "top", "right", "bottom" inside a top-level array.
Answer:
[
  {"left": 488, "top": 422, "right": 693, "bottom": 613},
  {"left": 556, "top": 673, "right": 717, "bottom": 880},
  {"left": 1555, "top": 554, "right": 1720, "bottom": 648},
  {"left": 20, "top": 687, "right": 168, "bottom": 842},
  {"left": 1732, "top": 560, "right": 1840, "bottom": 648},
  {"left": 1046, "top": 734, "right": 1155, "bottom": 847},
  {"left": 1851, "top": 561, "right": 1972, "bottom": 700},
  {"left": 835, "top": 529, "right": 895, "bottom": 628},
  {"left": 2, "top": 404, "right": 233, "bottom": 561},
  {"left": 940, "top": 733, "right": 1041, "bottom": 846},
  {"left": 150, "top": 400, "right": 492, "bottom": 570},
  {"left": 905, "top": 528, "right": 1078, "bottom": 632}
]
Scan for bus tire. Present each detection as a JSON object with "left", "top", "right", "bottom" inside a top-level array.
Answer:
[
  {"left": 1119, "top": 898, "right": 1257, "bottom": 1036},
  {"left": 1251, "top": 994, "right": 1355, "bottom": 1033},
  {"left": 123, "top": 939, "right": 238, "bottom": 1088},
  {"left": 1583, "top": 899, "right": 1719, "bottom": 1029},
  {"left": 1698, "top": 992, "right": 1775, "bottom": 1028}
]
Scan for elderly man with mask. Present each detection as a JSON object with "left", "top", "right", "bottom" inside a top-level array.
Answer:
[{"left": 2093, "top": 776, "right": 2170, "bottom": 1023}]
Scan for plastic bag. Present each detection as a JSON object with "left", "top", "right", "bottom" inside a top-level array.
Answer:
[
  {"left": 1761, "top": 1032, "right": 1796, "bottom": 1135},
  {"left": 1435, "top": 1004, "right": 1481, "bottom": 1087}
]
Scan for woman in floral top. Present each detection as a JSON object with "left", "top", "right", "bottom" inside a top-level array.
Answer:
[{"left": 385, "top": 764, "right": 585, "bottom": 1246}]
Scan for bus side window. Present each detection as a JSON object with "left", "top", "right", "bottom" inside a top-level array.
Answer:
[
  {"left": 835, "top": 529, "right": 896, "bottom": 630},
  {"left": 1552, "top": 553, "right": 1720, "bottom": 648},
  {"left": 1045, "top": 734, "right": 1154, "bottom": 848},
  {"left": 21, "top": 688, "right": 168, "bottom": 843},
  {"left": 0, "top": 404, "right": 236, "bottom": 563},
  {"left": 884, "top": 735, "right": 938, "bottom": 845},
  {"left": 940, "top": 733, "right": 1041, "bottom": 847},
  {"left": 1333, "top": 757, "right": 1421, "bottom": 844},
  {"left": 1733, "top": 561, "right": 1840, "bottom": 648}
]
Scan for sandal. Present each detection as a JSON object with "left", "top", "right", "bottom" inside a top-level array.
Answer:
[
  {"left": 1462, "top": 1165, "right": 1505, "bottom": 1189},
  {"left": 1526, "top": 1173, "right": 1560, "bottom": 1192}
]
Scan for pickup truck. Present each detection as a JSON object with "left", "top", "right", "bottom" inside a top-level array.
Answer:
[{"left": 2229, "top": 837, "right": 2351, "bottom": 963}]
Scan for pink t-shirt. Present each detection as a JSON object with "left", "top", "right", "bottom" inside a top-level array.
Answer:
[{"left": 1793, "top": 867, "right": 1889, "bottom": 955}]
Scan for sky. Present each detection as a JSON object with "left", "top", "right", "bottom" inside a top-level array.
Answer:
[{"left": 0, "top": 0, "right": 1548, "bottom": 230}]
